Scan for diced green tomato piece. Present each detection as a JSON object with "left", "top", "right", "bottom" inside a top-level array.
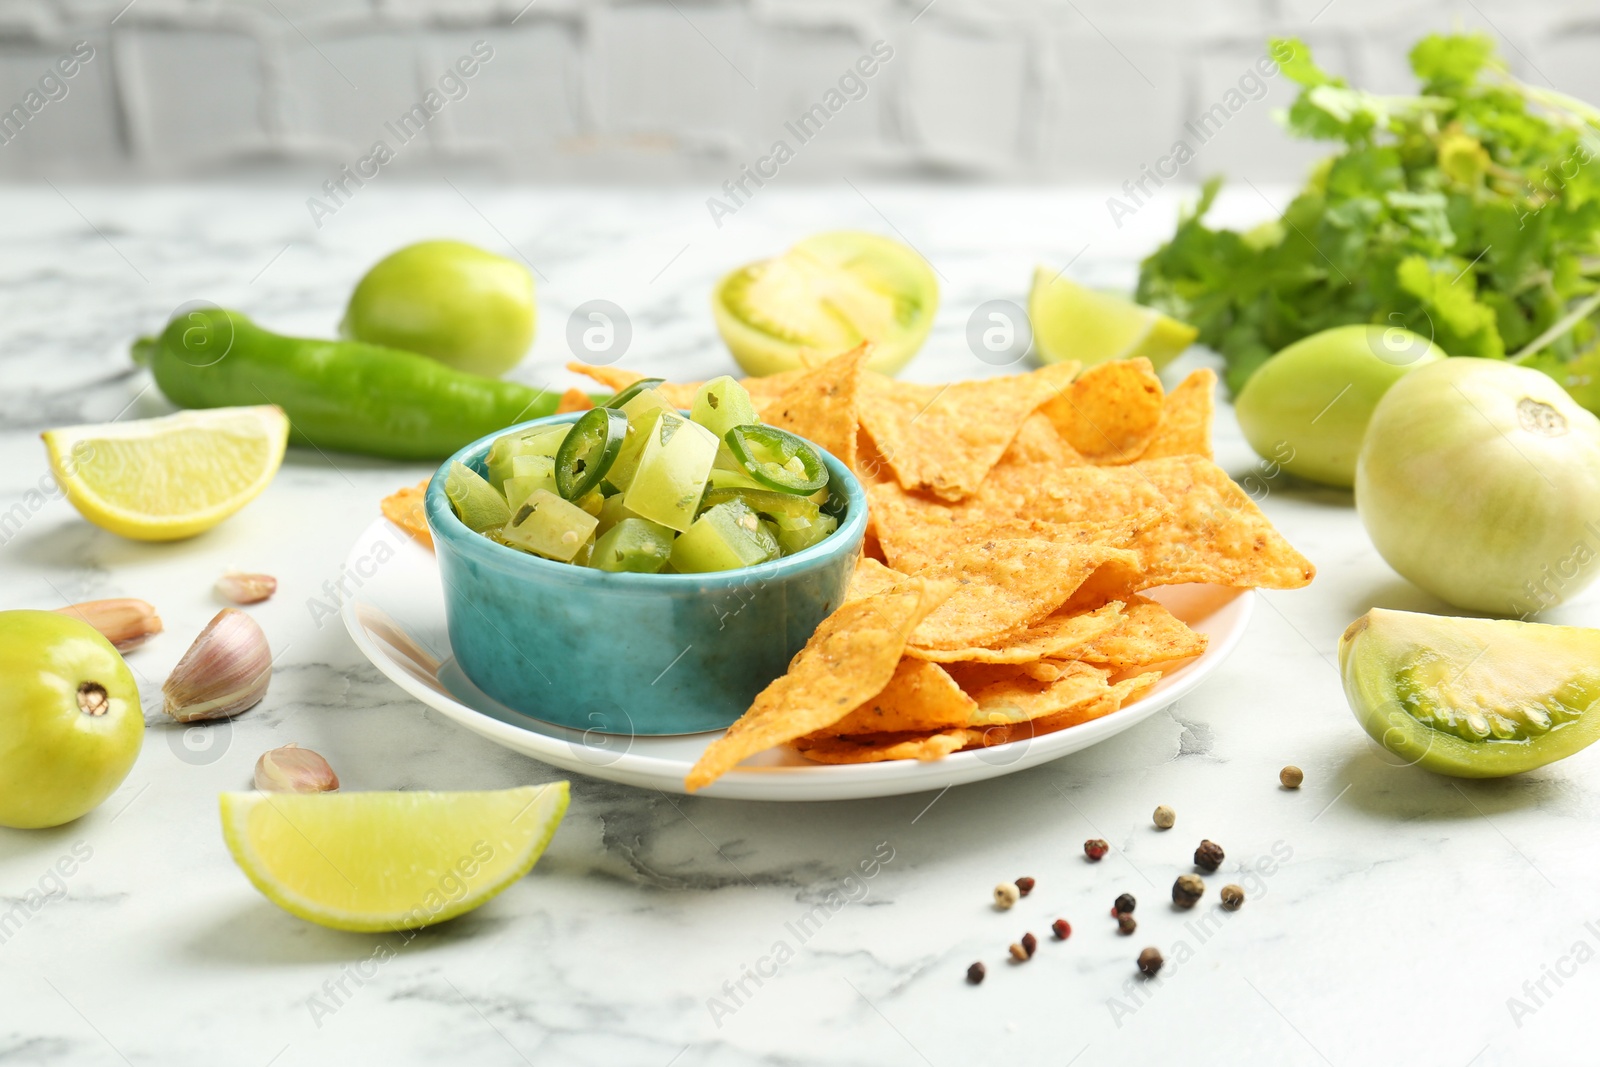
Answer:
[
  {"left": 594, "top": 493, "right": 643, "bottom": 536},
  {"left": 604, "top": 407, "right": 666, "bottom": 493},
  {"left": 624, "top": 413, "right": 719, "bottom": 533},
  {"left": 500, "top": 489, "right": 599, "bottom": 562},
  {"left": 502, "top": 462, "right": 560, "bottom": 511},
  {"left": 619, "top": 387, "right": 677, "bottom": 425},
  {"left": 723, "top": 425, "right": 829, "bottom": 494},
  {"left": 510, "top": 453, "right": 555, "bottom": 479},
  {"left": 572, "top": 537, "right": 595, "bottom": 567},
  {"left": 691, "top": 376, "right": 759, "bottom": 440},
  {"left": 603, "top": 378, "right": 666, "bottom": 409},
  {"left": 485, "top": 427, "right": 568, "bottom": 488},
  {"left": 588, "top": 517, "right": 675, "bottom": 573},
  {"left": 443, "top": 461, "right": 511, "bottom": 533},
  {"left": 523, "top": 427, "right": 570, "bottom": 459},
  {"left": 555, "top": 406, "right": 627, "bottom": 500},
  {"left": 700, "top": 486, "right": 821, "bottom": 531},
  {"left": 708, "top": 466, "right": 764, "bottom": 492},
  {"left": 576, "top": 490, "right": 605, "bottom": 517},
  {"left": 669, "top": 501, "right": 778, "bottom": 573},
  {"left": 776, "top": 513, "right": 837, "bottom": 555}
]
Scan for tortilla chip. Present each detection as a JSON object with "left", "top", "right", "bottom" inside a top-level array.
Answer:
[
  {"left": 794, "top": 729, "right": 968, "bottom": 764},
  {"left": 684, "top": 576, "right": 948, "bottom": 791},
  {"left": 911, "top": 541, "right": 1139, "bottom": 650},
  {"left": 554, "top": 387, "right": 594, "bottom": 414},
  {"left": 1070, "top": 595, "right": 1207, "bottom": 668},
  {"left": 1125, "top": 456, "right": 1316, "bottom": 589},
  {"left": 907, "top": 601, "right": 1124, "bottom": 664},
  {"left": 977, "top": 449, "right": 1172, "bottom": 530},
  {"left": 1138, "top": 368, "right": 1215, "bottom": 460},
  {"left": 1038, "top": 359, "right": 1164, "bottom": 463},
  {"left": 950, "top": 659, "right": 1114, "bottom": 725},
  {"left": 763, "top": 343, "right": 870, "bottom": 470},
  {"left": 858, "top": 363, "right": 1077, "bottom": 501},
  {"left": 847, "top": 557, "right": 908, "bottom": 601},
  {"left": 958, "top": 669, "right": 1162, "bottom": 749},
  {"left": 381, "top": 480, "right": 431, "bottom": 548},
  {"left": 823, "top": 658, "right": 978, "bottom": 734}
]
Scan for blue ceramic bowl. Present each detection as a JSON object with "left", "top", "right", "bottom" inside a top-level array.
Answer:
[{"left": 425, "top": 412, "right": 867, "bottom": 735}]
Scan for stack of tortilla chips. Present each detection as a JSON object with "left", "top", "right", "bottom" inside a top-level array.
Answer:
[{"left": 570, "top": 348, "right": 1315, "bottom": 791}]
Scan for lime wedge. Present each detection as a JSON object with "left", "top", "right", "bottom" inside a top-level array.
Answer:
[
  {"left": 1028, "top": 268, "right": 1197, "bottom": 369},
  {"left": 219, "top": 784, "right": 569, "bottom": 932},
  {"left": 42, "top": 405, "right": 288, "bottom": 541}
]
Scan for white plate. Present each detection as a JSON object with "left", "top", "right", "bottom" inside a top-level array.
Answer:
[{"left": 341, "top": 518, "right": 1254, "bottom": 801}]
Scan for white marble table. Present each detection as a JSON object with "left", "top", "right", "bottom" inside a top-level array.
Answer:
[{"left": 0, "top": 184, "right": 1591, "bottom": 1066}]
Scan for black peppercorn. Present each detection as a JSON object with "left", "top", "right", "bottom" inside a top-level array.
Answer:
[
  {"left": 1117, "top": 913, "right": 1137, "bottom": 935},
  {"left": 1194, "top": 839, "right": 1224, "bottom": 872},
  {"left": 1113, "top": 892, "right": 1136, "bottom": 916},
  {"left": 967, "top": 961, "right": 986, "bottom": 984}
]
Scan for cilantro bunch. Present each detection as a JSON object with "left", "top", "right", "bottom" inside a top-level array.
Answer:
[{"left": 1135, "top": 34, "right": 1600, "bottom": 407}]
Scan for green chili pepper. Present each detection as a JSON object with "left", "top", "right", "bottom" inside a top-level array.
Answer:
[
  {"left": 555, "top": 407, "right": 627, "bottom": 500},
  {"left": 603, "top": 378, "right": 667, "bottom": 409},
  {"left": 722, "top": 425, "right": 829, "bottom": 495},
  {"left": 131, "top": 308, "right": 564, "bottom": 460}
]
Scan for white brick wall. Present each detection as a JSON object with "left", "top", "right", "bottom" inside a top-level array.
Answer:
[{"left": 0, "top": 0, "right": 1595, "bottom": 180}]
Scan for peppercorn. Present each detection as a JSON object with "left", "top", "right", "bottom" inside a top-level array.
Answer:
[
  {"left": 1021, "top": 932, "right": 1038, "bottom": 957},
  {"left": 1113, "top": 892, "right": 1136, "bottom": 916},
  {"left": 967, "top": 961, "right": 986, "bottom": 984},
  {"left": 1137, "top": 947, "right": 1164, "bottom": 977},
  {"left": 1152, "top": 805, "right": 1175, "bottom": 829},
  {"left": 1015, "top": 876, "right": 1036, "bottom": 897},
  {"left": 1280, "top": 765, "right": 1304, "bottom": 789},
  {"left": 1221, "top": 884, "right": 1245, "bottom": 910},
  {"left": 1194, "top": 839, "right": 1225, "bottom": 872},
  {"left": 1172, "top": 873, "right": 1204, "bottom": 909},
  {"left": 1051, "top": 918, "right": 1072, "bottom": 940},
  {"left": 994, "top": 881, "right": 1021, "bottom": 909},
  {"left": 1117, "top": 913, "right": 1137, "bottom": 935},
  {"left": 1009, "top": 941, "right": 1030, "bottom": 962},
  {"left": 1084, "top": 838, "right": 1109, "bottom": 861}
]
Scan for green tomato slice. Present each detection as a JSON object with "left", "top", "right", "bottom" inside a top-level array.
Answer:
[
  {"left": 555, "top": 407, "right": 627, "bottom": 501},
  {"left": 722, "top": 425, "right": 828, "bottom": 495}
]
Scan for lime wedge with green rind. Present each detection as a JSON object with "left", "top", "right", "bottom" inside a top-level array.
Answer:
[{"left": 1028, "top": 267, "right": 1197, "bottom": 369}]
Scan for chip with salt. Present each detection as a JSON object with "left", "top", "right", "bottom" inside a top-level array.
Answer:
[
  {"left": 821, "top": 658, "right": 978, "bottom": 734},
  {"left": 858, "top": 363, "right": 1077, "bottom": 500},
  {"left": 1125, "top": 456, "right": 1316, "bottom": 589},
  {"left": 1038, "top": 358, "right": 1164, "bottom": 463},
  {"left": 684, "top": 576, "right": 948, "bottom": 791},
  {"left": 906, "top": 601, "right": 1124, "bottom": 665},
  {"left": 763, "top": 342, "right": 870, "bottom": 470},
  {"left": 1069, "top": 595, "right": 1207, "bottom": 668},
  {"left": 911, "top": 541, "right": 1140, "bottom": 651},
  {"left": 380, "top": 479, "right": 431, "bottom": 547},
  {"left": 1138, "top": 368, "right": 1215, "bottom": 460},
  {"left": 793, "top": 729, "right": 968, "bottom": 764}
]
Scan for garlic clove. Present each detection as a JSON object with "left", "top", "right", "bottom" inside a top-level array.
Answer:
[
  {"left": 54, "top": 598, "right": 163, "bottom": 652},
  {"left": 254, "top": 743, "right": 339, "bottom": 793},
  {"left": 162, "top": 608, "right": 272, "bottom": 722},
  {"left": 215, "top": 572, "right": 277, "bottom": 605}
]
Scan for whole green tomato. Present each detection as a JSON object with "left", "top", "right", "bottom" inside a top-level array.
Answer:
[
  {"left": 342, "top": 240, "right": 536, "bottom": 378},
  {"left": 0, "top": 611, "right": 144, "bottom": 829},
  {"left": 1235, "top": 323, "right": 1445, "bottom": 488},
  {"left": 1357, "top": 358, "right": 1600, "bottom": 614}
]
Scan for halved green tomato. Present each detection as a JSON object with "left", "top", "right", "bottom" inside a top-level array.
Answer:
[
  {"left": 723, "top": 425, "right": 828, "bottom": 495},
  {"left": 712, "top": 231, "right": 939, "bottom": 377},
  {"left": 1338, "top": 608, "right": 1600, "bottom": 777},
  {"left": 555, "top": 407, "right": 627, "bottom": 500}
]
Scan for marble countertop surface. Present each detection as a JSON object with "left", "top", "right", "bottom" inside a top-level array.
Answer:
[{"left": 1, "top": 183, "right": 1593, "bottom": 1067}]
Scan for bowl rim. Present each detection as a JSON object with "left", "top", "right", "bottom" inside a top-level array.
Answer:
[{"left": 424, "top": 409, "right": 868, "bottom": 588}]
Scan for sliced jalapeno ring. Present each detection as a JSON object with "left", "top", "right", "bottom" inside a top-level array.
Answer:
[
  {"left": 555, "top": 407, "right": 628, "bottom": 500},
  {"left": 603, "top": 377, "right": 667, "bottom": 409},
  {"left": 722, "top": 425, "right": 829, "bottom": 495}
]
